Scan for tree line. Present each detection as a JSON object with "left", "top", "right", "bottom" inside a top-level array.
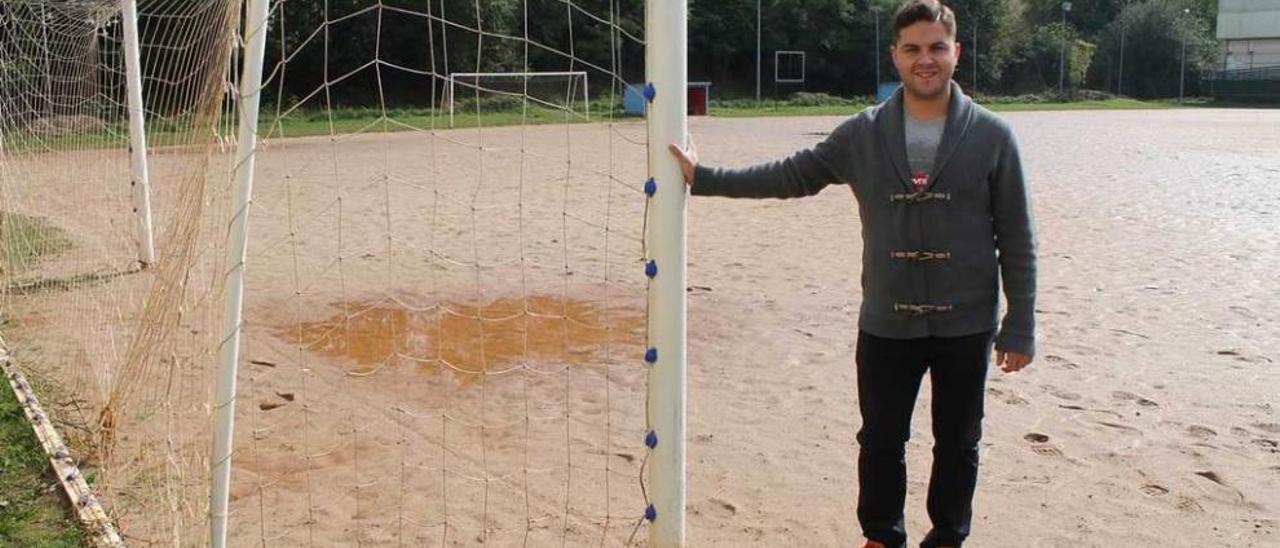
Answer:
[
  {"left": 246, "top": 0, "right": 1223, "bottom": 108},
  {"left": 690, "top": 0, "right": 1220, "bottom": 99}
]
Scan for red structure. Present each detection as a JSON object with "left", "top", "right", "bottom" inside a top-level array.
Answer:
[{"left": 687, "top": 82, "right": 711, "bottom": 115}]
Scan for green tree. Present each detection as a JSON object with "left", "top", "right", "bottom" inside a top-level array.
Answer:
[
  {"left": 942, "top": 0, "right": 1023, "bottom": 91},
  {"left": 262, "top": 0, "right": 642, "bottom": 109},
  {"left": 689, "top": 0, "right": 878, "bottom": 97},
  {"left": 1090, "top": 0, "right": 1216, "bottom": 98}
]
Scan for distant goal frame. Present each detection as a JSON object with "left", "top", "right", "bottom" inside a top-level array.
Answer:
[{"left": 774, "top": 50, "right": 807, "bottom": 85}]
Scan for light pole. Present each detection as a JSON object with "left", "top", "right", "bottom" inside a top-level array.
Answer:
[
  {"left": 747, "top": 0, "right": 757, "bottom": 101},
  {"left": 1180, "top": 8, "right": 1190, "bottom": 102},
  {"left": 1117, "top": 0, "right": 1130, "bottom": 96},
  {"left": 1059, "top": 1, "right": 1072, "bottom": 94},
  {"left": 973, "top": 16, "right": 979, "bottom": 92},
  {"left": 874, "top": 7, "right": 881, "bottom": 95},
  {"left": 1118, "top": 19, "right": 1125, "bottom": 95}
]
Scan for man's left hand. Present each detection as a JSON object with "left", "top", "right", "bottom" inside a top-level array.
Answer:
[{"left": 995, "top": 351, "right": 1033, "bottom": 373}]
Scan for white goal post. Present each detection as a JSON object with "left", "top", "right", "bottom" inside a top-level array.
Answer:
[
  {"left": 775, "top": 50, "right": 807, "bottom": 84},
  {"left": 120, "top": 0, "right": 157, "bottom": 268},
  {"left": 445, "top": 71, "right": 590, "bottom": 128},
  {"left": 1, "top": 0, "right": 689, "bottom": 544}
]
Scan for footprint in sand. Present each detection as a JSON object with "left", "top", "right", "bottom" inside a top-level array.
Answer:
[
  {"left": 1252, "top": 422, "right": 1280, "bottom": 435},
  {"left": 1048, "top": 386, "right": 1082, "bottom": 401},
  {"left": 1032, "top": 445, "right": 1063, "bottom": 457},
  {"left": 1043, "top": 354, "right": 1080, "bottom": 369},
  {"left": 1111, "top": 390, "right": 1159, "bottom": 408},
  {"left": 1176, "top": 496, "right": 1205, "bottom": 513},
  {"left": 705, "top": 497, "right": 738, "bottom": 519},
  {"left": 1227, "top": 305, "right": 1256, "bottom": 319},
  {"left": 1186, "top": 425, "right": 1217, "bottom": 440},
  {"left": 1192, "top": 471, "right": 1250, "bottom": 504},
  {"left": 1024, "top": 432, "right": 1064, "bottom": 457},
  {"left": 1140, "top": 484, "right": 1169, "bottom": 497},
  {"left": 988, "top": 387, "right": 1029, "bottom": 406},
  {"left": 1195, "top": 470, "right": 1229, "bottom": 487},
  {"left": 1094, "top": 420, "right": 1142, "bottom": 433},
  {"left": 1250, "top": 438, "right": 1278, "bottom": 452}
]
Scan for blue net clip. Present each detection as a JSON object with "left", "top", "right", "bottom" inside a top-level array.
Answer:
[
  {"left": 645, "top": 260, "right": 658, "bottom": 278},
  {"left": 644, "top": 178, "right": 657, "bottom": 196},
  {"left": 645, "top": 431, "right": 658, "bottom": 449},
  {"left": 643, "top": 83, "right": 656, "bottom": 102},
  {"left": 645, "top": 504, "right": 657, "bottom": 521},
  {"left": 644, "top": 347, "right": 658, "bottom": 364}
]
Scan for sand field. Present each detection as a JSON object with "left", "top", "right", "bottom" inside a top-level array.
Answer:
[{"left": 1, "top": 107, "right": 1276, "bottom": 546}]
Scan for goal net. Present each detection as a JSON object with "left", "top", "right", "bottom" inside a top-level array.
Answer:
[
  {"left": 1, "top": 0, "right": 238, "bottom": 542},
  {"left": 1, "top": 0, "right": 685, "bottom": 546}
]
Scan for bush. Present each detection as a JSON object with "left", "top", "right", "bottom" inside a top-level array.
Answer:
[
  {"left": 972, "top": 89, "right": 1118, "bottom": 104},
  {"left": 787, "top": 91, "right": 854, "bottom": 106},
  {"left": 457, "top": 95, "right": 536, "bottom": 113}
]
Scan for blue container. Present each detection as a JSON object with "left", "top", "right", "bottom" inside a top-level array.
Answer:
[
  {"left": 877, "top": 81, "right": 902, "bottom": 103},
  {"left": 624, "top": 84, "right": 647, "bottom": 116}
]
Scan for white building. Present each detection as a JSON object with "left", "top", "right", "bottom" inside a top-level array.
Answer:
[{"left": 1218, "top": 0, "right": 1280, "bottom": 70}]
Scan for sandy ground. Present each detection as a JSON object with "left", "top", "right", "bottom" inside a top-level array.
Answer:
[
  {"left": 2, "top": 107, "right": 1277, "bottom": 547},
  {"left": 681, "top": 108, "right": 1279, "bottom": 547}
]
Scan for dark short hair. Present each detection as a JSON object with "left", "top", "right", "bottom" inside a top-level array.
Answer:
[{"left": 892, "top": 0, "right": 957, "bottom": 43}]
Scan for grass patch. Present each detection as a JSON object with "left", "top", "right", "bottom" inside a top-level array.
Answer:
[
  {"left": 258, "top": 95, "right": 1252, "bottom": 133},
  {"left": 709, "top": 94, "right": 1216, "bottom": 117},
  {"left": 711, "top": 102, "right": 873, "bottom": 118},
  {"left": 1, "top": 213, "right": 74, "bottom": 276},
  {"left": 707, "top": 90, "right": 1278, "bottom": 117},
  {"left": 0, "top": 377, "right": 85, "bottom": 548},
  {"left": 3, "top": 92, "right": 1271, "bottom": 153},
  {"left": 983, "top": 97, "right": 1180, "bottom": 112},
  {"left": 261, "top": 103, "right": 629, "bottom": 139}
]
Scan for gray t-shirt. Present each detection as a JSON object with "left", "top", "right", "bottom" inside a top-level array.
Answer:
[{"left": 905, "top": 113, "right": 946, "bottom": 191}]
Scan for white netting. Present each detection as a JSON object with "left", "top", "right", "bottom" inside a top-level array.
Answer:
[
  {"left": 1, "top": 0, "right": 237, "bottom": 543},
  {"left": 1, "top": 0, "right": 654, "bottom": 545}
]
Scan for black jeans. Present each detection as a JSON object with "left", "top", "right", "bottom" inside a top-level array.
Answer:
[{"left": 855, "top": 330, "right": 994, "bottom": 548}]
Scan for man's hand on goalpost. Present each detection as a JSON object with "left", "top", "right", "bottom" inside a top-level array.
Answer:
[{"left": 667, "top": 135, "right": 698, "bottom": 187}]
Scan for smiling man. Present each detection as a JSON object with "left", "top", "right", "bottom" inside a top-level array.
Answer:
[{"left": 667, "top": 1, "right": 1037, "bottom": 547}]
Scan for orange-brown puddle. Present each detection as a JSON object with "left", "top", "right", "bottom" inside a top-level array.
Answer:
[{"left": 275, "top": 295, "right": 645, "bottom": 378}]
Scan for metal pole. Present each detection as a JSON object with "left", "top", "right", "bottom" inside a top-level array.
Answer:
[
  {"left": 1058, "top": 4, "right": 1067, "bottom": 93},
  {"left": 119, "top": 0, "right": 156, "bottom": 268},
  {"left": 1118, "top": 24, "right": 1125, "bottom": 95},
  {"left": 1180, "top": 8, "right": 1189, "bottom": 102},
  {"left": 210, "top": 0, "right": 271, "bottom": 545},
  {"left": 1180, "top": 36, "right": 1187, "bottom": 102},
  {"left": 874, "top": 9, "right": 880, "bottom": 96},
  {"left": 646, "top": 0, "right": 688, "bottom": 544},
  {"left": 972, "top": 17, "right": 978, "bottom": 92},
  {"left": 41, "top": 4, "right": 52, "bottom": 118},
  {"left": 756, "top": 0, "right": 761, "bottom": 102}
]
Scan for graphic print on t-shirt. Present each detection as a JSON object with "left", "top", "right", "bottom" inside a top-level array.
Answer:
[
  {"left": 911, "top": 170, "right": 929, "bottom": 192},
  {"left": 905, "top": 113, "right": 945, "bottom": 193}
]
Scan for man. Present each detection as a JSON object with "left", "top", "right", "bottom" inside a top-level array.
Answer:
[{"left": 667, "top": 1, "right": 1036, "bottom": 547}]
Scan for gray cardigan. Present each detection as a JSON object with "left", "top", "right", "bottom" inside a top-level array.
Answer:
[{"left": 692, "top": 82, "right": 1037, "bottom": 356}]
